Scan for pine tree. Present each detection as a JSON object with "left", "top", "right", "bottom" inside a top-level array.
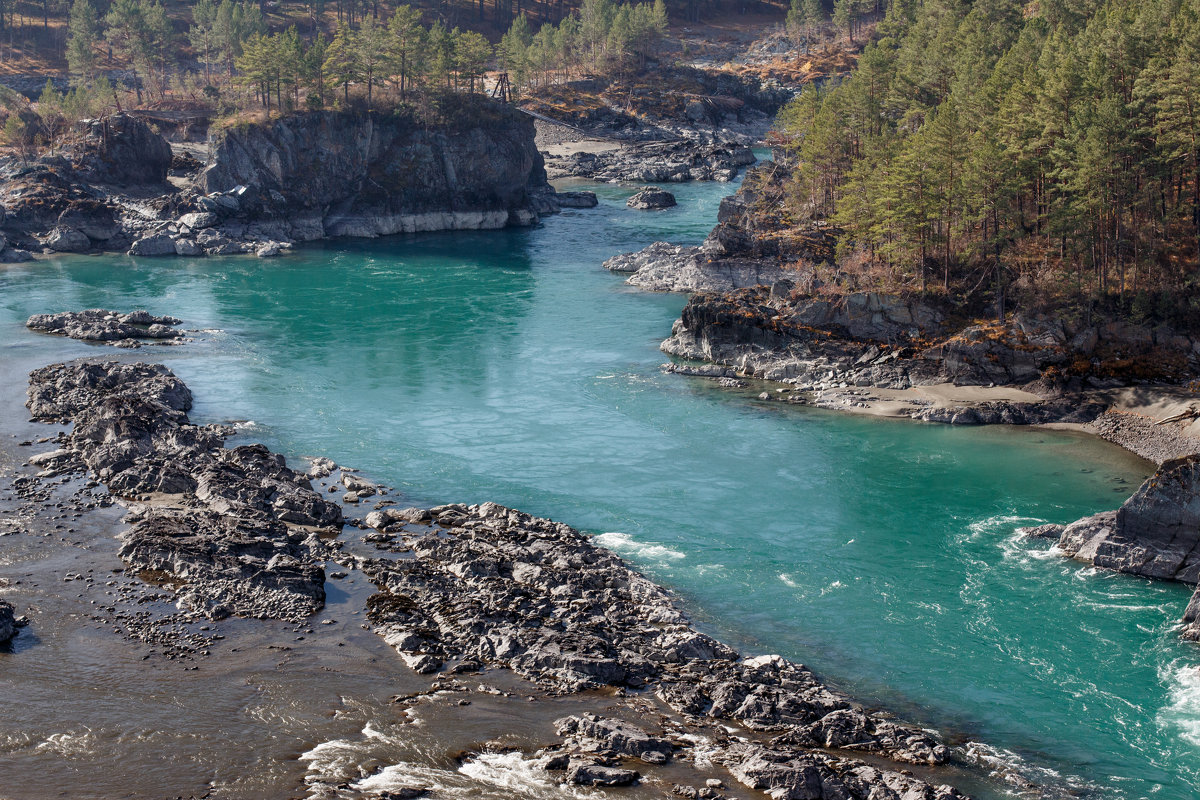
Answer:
[
  {"left": 189, "top": 0, "right": 219, "bottom": 85},
  {"left": 66, "top": 0, "right": 100, "bottom": 85},
  {"left": 454, "top": 30, "right": 492, "bottom": 93},
  {"left": 356, "top": 14, "right": 387, "bottom": 106},
  {"left": 323, "top": 22, "right": 360, "bottom": 104},
  {"left": 386, "top": 5, "right": 424, "bottom": 98}
]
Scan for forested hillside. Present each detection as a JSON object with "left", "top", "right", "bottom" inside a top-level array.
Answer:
[{"left": 774, "top": 0, "right": 1200, "bottom": 325}]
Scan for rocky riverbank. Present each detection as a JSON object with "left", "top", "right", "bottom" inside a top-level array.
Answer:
[
  {"left": 0, "top": 101, "right": 594, "bottom": 260},
  {"left": 604, "top": 149, "right": 1200, "bottom": 662},
  {"left": 5, "top": 344, "right": 987, "bottom": 799}
]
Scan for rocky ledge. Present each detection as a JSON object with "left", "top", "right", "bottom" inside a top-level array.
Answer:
[
  {"left": 26, "top": 360, "right": 340, "bottom": 621},
  {"left": 545, "top": 139, "right": 756, "bottom": 183},
  {"left": 359, "top": 501, "right": 969, "bottom": 798},
  {"left": 26, "top": 309, "right": 185, "bottom": 348},
  {"left": 1021, "top": 455, "right": 1200, "bottom": 640}
]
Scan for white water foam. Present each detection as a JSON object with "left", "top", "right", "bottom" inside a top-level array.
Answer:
[
  {"left": 594, "top": 532, "right": 685, "bottom": 561},
  {"left": 35, "top": 728, "right": 96, "bottom": 758},
  {"left": 1159, "top": 662, "right": 1200, "bottom": 748},
  {"left": 353, "top": 760, "right": 459, "bottom": 795},
  {"left": 778, "top": 573, "right": 798, "bottom": 588},
  {"left": 460, "top": 752, "right": 599, "bottom": 798}
]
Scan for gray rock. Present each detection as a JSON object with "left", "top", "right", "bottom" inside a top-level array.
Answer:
[
  {"left": 566, "top": 764, "right": 639, "bottom": 787},
  {"left": 1018, "top": 523, "right": 1066, "bottom": 540},
  {"left": 627, "top": 186, "right": 677, "bottom": 210},
  {"left": 174, "top": 238, "right": 203, "bottom": 256},
  {"left": 129, "top": 233, "right": 177, "bottom": 257},
  {"left": 45, "top": 226, "right": 92, "bottom": 252},
  {"left": 341, "top": 473, "right": 376, "bottom": 496},
  {"left": 556, "top": 191, "right": 599, "bottom": 208},
  {"left": 179, "top": 211, "right": 219, "bottom": 230},
  {"left": 555, "top": 714, "right": 672, "bottom": 762},
  {"left": 26, "top": 309, "right": 183, "bottom": 347},
  {"left": 0, "top": 247, "right": 34, "bottom": 262},
  {"left": 256, "top": 242, "right": 281, "bottom": 258}
]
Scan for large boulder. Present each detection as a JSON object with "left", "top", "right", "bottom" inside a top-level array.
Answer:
[
  {"left": 627, "top": 186, "right": 677, "bottom": 210},
  {"left": 44, "top": 226, "right": 92, "bottom": 252}
]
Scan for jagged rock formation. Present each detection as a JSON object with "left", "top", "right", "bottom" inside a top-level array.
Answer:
[
  {"left": 26, "top": 360, "right": 338, "bottom": 621},
  {"left": 1020, "top": 456, "right": 1200, "bottom": 640},
  {"left": 546, "top": 140, "right": 756, "bottom": 183},
  {"left": 362, "top": 502, "right": 951, "bottom": 766},
  {"left": 0, "top": 113, "right": 171, "bottom": 255},
  {"left": 26, "top": 309, "right": 184, "bottom": 348}
]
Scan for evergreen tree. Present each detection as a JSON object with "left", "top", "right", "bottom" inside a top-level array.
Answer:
[
  {"left": 189, "top": 0, "right": 219, "bottom": 85},
  {"left": 66, "top": 0, "right": 100, "bottom": 84},
  {"left": 324, "top": 22, "right": 360, "bottom": 103},
  {"left": 386, "top": 5, "right": 424, "bottom": 98}
]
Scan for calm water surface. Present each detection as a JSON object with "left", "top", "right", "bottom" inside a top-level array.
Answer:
[{"left": 1, "top": 177, "right": 1198, "bottom": 799}]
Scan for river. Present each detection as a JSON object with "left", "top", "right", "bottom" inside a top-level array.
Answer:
[{"left": 0, "top": 175, "right": 1197, "bottom": 799}]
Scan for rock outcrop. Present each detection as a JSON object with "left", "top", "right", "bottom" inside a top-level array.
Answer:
[
  {"left": 26, "top": 309, "right": 184, "bottom": 348},
  {"left": 1020, "top": 456, "right": 1200, "bottom": 640},
  {"left": 603, "top": 242, "right": 798, "bottom": 293},
  {"left": 0, "top": 113, "right": 171, "bottom": 254},
  {"left": 194, "top": 102, "right": 554, "bottom": 240},
  {"left": 0, "top": 100, "right": 590, "bottom": 259},
  {"left": 26, "top": 360, "right": 338, "bottom": 621}
]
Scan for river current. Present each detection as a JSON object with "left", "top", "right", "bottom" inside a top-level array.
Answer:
[{"left": 1, "top": 175, "right": 1198, "bottom": 799}]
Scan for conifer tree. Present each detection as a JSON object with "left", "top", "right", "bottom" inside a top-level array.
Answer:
[{"left": 66, "top": 0, "right": 100, "bottom": 85}]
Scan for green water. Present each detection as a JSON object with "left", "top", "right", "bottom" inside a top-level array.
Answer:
[{"left": 2, "top": 179, "right": 1198, "bottom": 799}]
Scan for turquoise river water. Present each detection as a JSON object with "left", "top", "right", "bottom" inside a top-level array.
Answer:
[{"left": 1, "top": 176, "right": 1199, "bottom": 799}]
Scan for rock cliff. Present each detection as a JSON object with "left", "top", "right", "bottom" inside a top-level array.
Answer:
[{"left": 195, "top": 102, "right": 553, "bottom": 239}]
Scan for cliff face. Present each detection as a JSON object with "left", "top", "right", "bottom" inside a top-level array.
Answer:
[{"left": 197, "top": 102, "right": 551, "bottom": 239}]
